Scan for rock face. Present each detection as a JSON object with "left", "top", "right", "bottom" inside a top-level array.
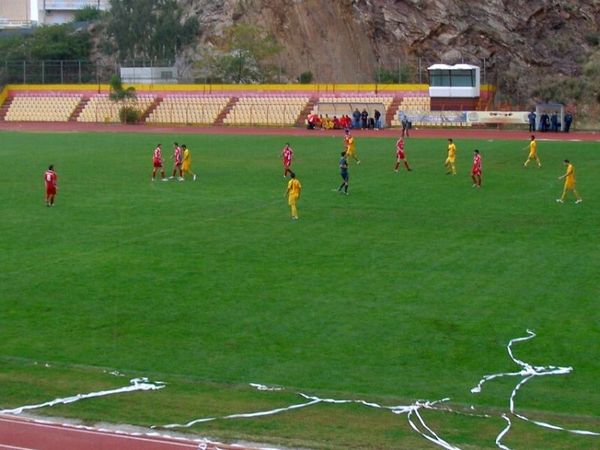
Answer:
[{"left": 181, "top": 0, "right": 600, "bottom": 101}]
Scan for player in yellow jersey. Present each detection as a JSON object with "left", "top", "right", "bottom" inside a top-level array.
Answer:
[
  {"left": 285, "top": 171, "right": 302, "bottom": 220},
  {"left": 523, "top": 135, "right": 541, "bottom": 168},
  {"left": 181, "top": 144, "right": 197, "bottom": 181},
  {"left": 344, "top": 129, "right": 360, "bottom": 164},
  {"left": 556, "top": 159, "right": 582, "bottom": 203},
  {"left": 444, "top": 138, "right": 457, "bottom": 174}
]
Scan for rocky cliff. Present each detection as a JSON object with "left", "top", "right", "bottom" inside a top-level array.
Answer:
[{"left": 179, "top": 0, "right": 600, "bottom": 106}]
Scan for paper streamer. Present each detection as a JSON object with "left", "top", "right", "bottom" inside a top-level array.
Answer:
[
  {"left": 249, "top": 383, "right": 283, "bottom": 391},
  {"left": 161, "top": 385, "right": 477, "bottom": 450},
  {"left": 495, "top": 414, "right": 512, "bottom": 450},
  {"left": 471, "top": 329, "right": 600, "bottom": 449},
  {"left": 0, "top": 377, "right": 165, "bottom": 415}
]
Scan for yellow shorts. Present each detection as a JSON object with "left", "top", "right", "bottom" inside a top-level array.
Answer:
[
  {"left": 445, "top": 157, "right": 455, "bottom": 164},
  {"left": 528, "top": 152, "right": 537, "bottom": 159},
  {"left": 182, "top": 163, "right": 190, "bottom": 172},
  {"left": 288, "top": 194, "right": 298, "bottom": 206}
]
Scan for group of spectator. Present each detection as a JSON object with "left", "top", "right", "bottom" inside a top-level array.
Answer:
[
  {"left": 307, "top": 107, "right": 383, "bottom": 130},
  {"left": 352, "top": 108, "right": 383, "bottom": 129},
  {"left": 528, "top": 110, "right": 574, "bottom": 133},
  {"left": 306, "top": 113, "right": 352, "bottom": 130}
]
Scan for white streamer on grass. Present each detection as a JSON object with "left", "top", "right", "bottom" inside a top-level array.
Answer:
[
  {"left": 495, "top": 414, "right": 512, "bottom": 450},
  {"left": 249, "top": 383, "right": 283, "bottom": 391},
  {"left": 161, "top": 386, "right": 478, "bottom": 450},
  {"left": 0, "top": 377, "right": 165, "bottom": 415},
  {"left": 471, "top": 329, "right": 600, "bottom": 449}
]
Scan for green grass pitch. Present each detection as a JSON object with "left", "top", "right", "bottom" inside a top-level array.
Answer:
[{"left": 0, "top": 130, "right": 599, "bottom": 449}]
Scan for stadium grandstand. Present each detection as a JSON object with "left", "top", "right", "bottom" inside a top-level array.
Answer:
[
  {"left": 0, "top": 83, "right": 497, "bottom": 128},
  {"left": 147, "top": 95, "right": 231, "bottom": 125},
  {"left": 77, "top": 94, "right": 155, "bottom": 123}
]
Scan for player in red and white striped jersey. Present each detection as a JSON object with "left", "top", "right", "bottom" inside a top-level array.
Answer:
[
  {"left": 170, "top": 142, "right": 184, "bottom": 181},
  {"left": 394, "top": 138, "right": 412, "bottom": 172},
  {"left": 471, "top": 149, "right": 482, "bottom": 188},
  {"left": 44, "top": 165, "right": 58, "bottom": 206},
  {"left": 282, "top": 143, "right": 293, "bottom": 177},
  {"left": 152, "top": 144, "right": 167, "bottom": 181}
]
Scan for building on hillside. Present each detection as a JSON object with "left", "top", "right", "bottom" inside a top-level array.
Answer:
[
  {"left": 0, "top": 0, "right": 34, "bottom": 29},
  {"left": 120, "top": 67, "right": 178, "bottom": 84},
  {"left": 38, "top": 0, "right": 109, "bottom": 25}
]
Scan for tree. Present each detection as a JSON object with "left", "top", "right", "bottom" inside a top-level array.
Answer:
[
  {"left": 0, "top": 24, "right": 91, "bottom": 61},
  {"left": 29, "top": 25, "right": 91, "bottom": 60},
  {"left": 108, "top": 74, "right": 137, "bottom": 101},
  {"left": 108, "top": 74, "right": 140, "bottom": 123},
  {"left": 107, "top": 0, "right": 198, "bottom": 62},
  {"left": 195, "top": 24, "right": 282, "bottom": 83},
  {"left": 73, "top": 6, "right": 103, "bottom": 22}
]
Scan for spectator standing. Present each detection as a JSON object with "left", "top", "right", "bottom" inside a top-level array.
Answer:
[
  {"left": 541, "top": 113, "right": 550, "bottom": 132},
  {"left": 361, "top": 109, "right": 369, "bottom": 129},
  {"left": 550, "top": 112, "right": 559, "bottom": 132},
  {"left": 528, "top": 110, "right": 536, "bottom": 132},
  {"left": 399, "top": 111, "right": 410, "bottom": 137},
  {"left": 352, "top": 108, "right": 361, "bottom": 129},
  {"left": 374, "top": 109, "right": 382, "bottom": 129},
  {"left": 564, "top": 112, "right": 573, "bottom": 132}
]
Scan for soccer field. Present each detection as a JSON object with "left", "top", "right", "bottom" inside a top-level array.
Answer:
[{"left": 1, "top": 130, "right": 599, "bottom": 449}]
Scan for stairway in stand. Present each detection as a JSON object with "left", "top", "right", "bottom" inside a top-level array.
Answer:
[
  {"left": 213, "top": 97, "right": 238, "bottom": 125},
  {"left": 295, "top": 96, "right": 318, "bottom": 128},
  {"left": 0, "top": 97, "right": 14, "bottom": 121},
  {"left": 385, "top": 95, "right": 403, "bottom": 127},
  {"left": 68, "top": 96, "right": 89, "bottom": 122},
  {"left": 141, "top": 97, "right": 163, "bottom": 122}
]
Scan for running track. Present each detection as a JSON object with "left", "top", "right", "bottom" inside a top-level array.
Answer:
[
  {"left": 1, "top": 120, "right": 599, "bottom": 142},
  {"left": 0, "top": 415, "right": 255, "bottom": 450},
  {"left": 1, "top": 121, "right": 598, "bottom": 449}
]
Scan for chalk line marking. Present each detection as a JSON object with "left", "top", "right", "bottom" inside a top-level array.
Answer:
[
  {"left": 159, "top": 384, "right": 489, "bottom": 450},
  {"left": 471, "top": 329, "right": 600, "bottom": 449},
  {"left": 0, "top": 377, "right": 165, "bottom": 415}
]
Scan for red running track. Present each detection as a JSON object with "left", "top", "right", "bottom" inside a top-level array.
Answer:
[
  {"left": 0, "top": 415, "right": 254, "bottom": 450},
  {"left": 0, "top": 121, "right": 599, "bottom": 142}
]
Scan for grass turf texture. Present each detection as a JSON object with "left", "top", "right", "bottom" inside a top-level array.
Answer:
[{"left": 0, "top": 130, "right": 599, "bottom": 449}]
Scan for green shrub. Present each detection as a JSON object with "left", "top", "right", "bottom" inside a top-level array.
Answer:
[
  {"left": 119, "top": 106, "right": 141, "bottom": 124},
  {"left": 298, "top": 71, "right": 313, "bottom": 84},
  {"left": 73, "top": 6, "right": 103, "bottom": 22}
]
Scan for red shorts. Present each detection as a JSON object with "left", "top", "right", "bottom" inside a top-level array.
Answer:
[
  {"left": 472, "top": 168, "right": 481, "bottom": 176},
  {"left": 397, "top": 151, "right": 405, "bottom": 161},
  {"left": 46, "top": 185, "right": 56, "bottom": 196},
  {"left": 153, "top": 159, "right": 162, "bottom": 168},
  {"left": 283, "top": 160, "right": 291, "bottom": 168}
]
